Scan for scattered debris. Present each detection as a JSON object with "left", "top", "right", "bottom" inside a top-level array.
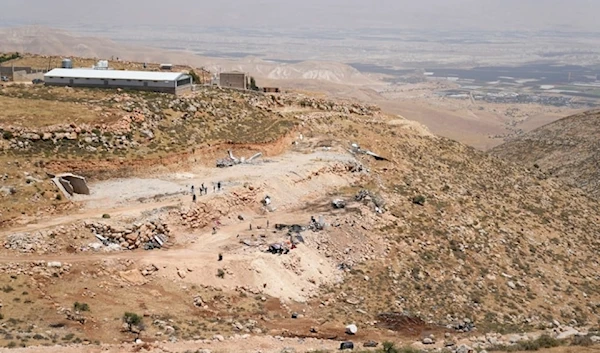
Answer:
[
  {"left": 308, "top": 216, "right": 325, "bottom": 231},
  {"left": 263, "top": 195, "right": 271, "bottom": 206},
  {"left": 267, "top": 243, "right": 289, "bottom": 255},
  {"left": 363, "top": 341, "right": 378, "bottom": 348},
  {"left": 345, "top": 324, "right": 358, "bottom": 335},
  {"left": 217, "top": 150, "right": 263, "bottom": 168},
  {"left": 340, "top": 341, "right": 355, "bottom": 350},
  {"left": 349, "top": 143, "right": 389, "bottom": 161},
  {"left": 331, "top": 199, "right": 346, "bottom": 209},
  {"left": 140, "top": 264, "right": 159, "bottom": 276},
  {"left": 453, "top": 318, "right": 475, "bottom": 332},
  {"left": 193, "top": 295, "right": 204, "bottom": 307},
  {"left": 275, "top": 223, "right": 305, "bottom": 233},
  {"left": 355, "top": 189, "right": 386, "bottom": 213}
]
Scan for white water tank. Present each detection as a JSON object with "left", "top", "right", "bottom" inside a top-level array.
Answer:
[
  {"left": 61, "top": 58, "right": 73, "bottom": 69},
  {"left": 95, "top": 60, "right": 109, "bottom": 70}
]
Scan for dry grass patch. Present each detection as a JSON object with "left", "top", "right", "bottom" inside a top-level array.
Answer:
[{"left": 0, "top": 96, "right": 106, "bottom": 127}]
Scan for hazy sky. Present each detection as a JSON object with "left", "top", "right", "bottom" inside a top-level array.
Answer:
[{"left": 1, "top": 0, "right": 598, "bottom": 31}]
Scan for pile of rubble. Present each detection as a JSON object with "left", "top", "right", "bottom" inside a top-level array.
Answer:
[
  {"left": 4, "top": 232, "right": 47, "bottom": 253},
  {"left": 179, "top": 203, "right": 220, "bottom": 229},
  {"left": 308, "top": 216, "right": 326, "bottom": 231},
  {"left": 179, "top": 190, "right": 257, "bottom": 229},
  {"left": 355, "top": 189, "right": 386, "bottom": 213},
  {"left": 85, "top": 220, "right": 169, "bottom": 250}
]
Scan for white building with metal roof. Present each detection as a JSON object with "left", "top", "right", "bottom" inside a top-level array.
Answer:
[{"left": 44, "top": 68, "right": 192, "bottom": 95}]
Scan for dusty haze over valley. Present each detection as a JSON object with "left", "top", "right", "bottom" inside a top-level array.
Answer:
[{"left": 2, "top": 1, "right": 600, "bottom": 148}]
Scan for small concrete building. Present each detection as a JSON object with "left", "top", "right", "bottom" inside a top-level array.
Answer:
[
  {"left": 219, "top": 71, "right": 247, "bottom": 90},
  {"left": 44, "top": 68, "right": 192, "bottom": 94}
]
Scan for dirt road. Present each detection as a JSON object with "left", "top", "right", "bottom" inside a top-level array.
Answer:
[{"left": 0, "top": 148, "right": 361, "bottom": 302}]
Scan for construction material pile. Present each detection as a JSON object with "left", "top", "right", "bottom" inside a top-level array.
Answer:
[
  {"left": 216, "top": 150, "right": 263, "bottom": 168},
  {"left": 355, "top": 189, "right": 386, "bottom": 213},
  {"left": 4, "top": 232, "right": 50, "bottom": 253},
  {"left": 85, "top": 220, "right": 169, "bottom": 250}
]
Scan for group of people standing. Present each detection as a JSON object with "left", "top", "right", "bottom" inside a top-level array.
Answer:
[{"left": 191, "top": 182, "right": 221, "bottom": 202}]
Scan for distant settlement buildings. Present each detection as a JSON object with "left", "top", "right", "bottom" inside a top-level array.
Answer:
[
  {"left": 219, "top": 71, "right": 247, "bottom": 90},
  {"left": 44, "top": 68, "right": 192, "bottom": 95}
]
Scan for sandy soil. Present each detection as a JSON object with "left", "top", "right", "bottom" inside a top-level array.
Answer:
[{"left": 0, "top": 147, "right": 363, "bottom": 304}]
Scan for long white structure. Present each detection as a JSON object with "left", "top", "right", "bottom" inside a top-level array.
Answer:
[{"left": 44, "top": 68, "right": 192, "bottom": 94}]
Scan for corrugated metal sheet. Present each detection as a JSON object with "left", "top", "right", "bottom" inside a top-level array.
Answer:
[{"left": 44, "top": 68, "right": 188, "bottom": 81}]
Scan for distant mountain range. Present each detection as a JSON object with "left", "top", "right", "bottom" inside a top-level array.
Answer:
[{"left": 0, "top": 26, "right": 381, "bottom": 87}]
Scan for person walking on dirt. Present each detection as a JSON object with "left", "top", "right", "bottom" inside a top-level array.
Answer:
[
  {"left": 192, "top": 193, "right": 197, "bottom": 202},
  {"left": 217, "top": 181, "right": 221, "bottom": 191},
  {"left": 191, "top": 185, "right": 194, "bottom": 193},
  {"left": 218, "top": 253, "right": 223, "bottom": 261},
  {"left": 266, "top": 220, "right": 269, "bottom": 229},
  {"left": 213, "top": 185, "right": 216, "bottom": 193},
  {"left": 212, "top": 227, "right": 217, "bottom": 235},
  {"left": 201, "top": 183, "right": 205, "bottom": 194}
]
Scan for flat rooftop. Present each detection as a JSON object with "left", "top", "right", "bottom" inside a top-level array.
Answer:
[{"left": 45, "top": 68, "right": 189, "bottom": 81}]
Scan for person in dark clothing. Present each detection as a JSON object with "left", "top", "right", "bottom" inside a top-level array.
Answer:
[
  {"left": 218, "top": 253, "right": 223, "bottom": 261},
  {"left": 217, "top": 182, "right": 221, "bottom": 191},
  {"left": 192, "top": 193, "right": 197, "bottom": 202},
  {"left": 191, "top": 185, "right": 194, "bottom": 193}
]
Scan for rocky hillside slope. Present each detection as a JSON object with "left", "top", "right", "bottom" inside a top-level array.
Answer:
[
  {"left": 1, "top": 82, "right": 600, "bottom": 351},
  {"left": 490, "top": 110, "right": 600, "bottom": 199},
  {"left": 297, "top": 109, "right": 600, "bottom": 335}
]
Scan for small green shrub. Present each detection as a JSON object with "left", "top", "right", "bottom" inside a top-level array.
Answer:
[
  {"left": 382, "top": 341, "right": 399, "bottom": 353},
  {"left": 1, "top": 285, "right": 14, "bottom": 293},
  {"left": 102, "top": 213, "right": 111, "bottom": 219},
  {"left": 489, "top": 334, "right": 562, "bottom": 351},
  {"left": 123, "top": 312, "right": 144, "bottom": 332},
  {"left": 412, "top": 195, "right": 426, "bottom": 205},
  {"left": 520, "top": 334, "right": 561, "bottom": 350},
  {"left": 73, "top": 302, "right": 90, "bottom": 312},
  {"left": 572, "top": 335, "right": 594, "bottom": 346},
  {"left": 6, "top": 341, "right": 17, "bottom": 348},
  {"left": 217, "top": 269, "right": 225, "bottom": 278}
]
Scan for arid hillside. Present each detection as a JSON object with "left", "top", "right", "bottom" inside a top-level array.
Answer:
[
  {"left": 2, "top": 29, "right": 584, "bottom": 151},
  {"left": 0, "top": 81, "right": 599, "bottom": 353},
  {"left": 491, "top": 110, "right": 600, "bottom": 199}
]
